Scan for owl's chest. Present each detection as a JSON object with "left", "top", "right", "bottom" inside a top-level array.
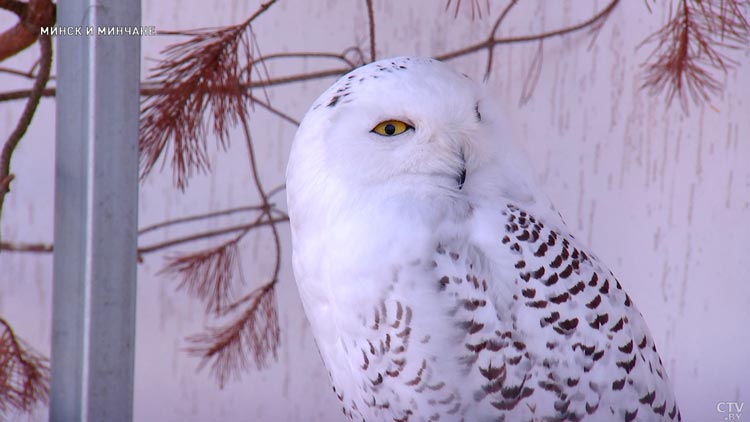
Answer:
[
  {"left": 301, "top": 224, "right": 471, "bottom": 345},
  {"left": 292, "top": 199, "right": 511, "bottom": 419},
  {"left": 308, "top": 236, "right": 510, "bottom": 421},
  {"left": 295, "top": 199, "right": 472, "bottom": 313}
]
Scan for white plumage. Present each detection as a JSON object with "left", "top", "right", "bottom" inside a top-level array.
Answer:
[{"left": 286, "top": 57, "right": 680, "bottom": 422}]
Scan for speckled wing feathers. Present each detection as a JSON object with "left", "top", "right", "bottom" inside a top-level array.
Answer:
[
  {"left": 331, "top": 202, "right": 680, "bottom": 422},
  {"left": 335, "top": 298, "right": 464, "bottom": 422},
  {"left": 464, "top": 203, "right": 681, "bottom": 421}
]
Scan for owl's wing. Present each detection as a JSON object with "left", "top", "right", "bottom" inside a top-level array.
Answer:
[
  {"left": 319, "top": 200, "right": 680, "bottom": 422},
  {"left": 441, "top": 202, "right": 681, "bottom": 422}
]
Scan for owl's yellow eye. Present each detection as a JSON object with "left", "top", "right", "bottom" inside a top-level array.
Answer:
[{"left": 372, "top": 120, "right": 412, "bottom": 136}]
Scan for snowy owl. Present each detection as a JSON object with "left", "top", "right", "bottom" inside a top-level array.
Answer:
[{"left": 286, "top": 57, "right": 680, "bottom": 422}]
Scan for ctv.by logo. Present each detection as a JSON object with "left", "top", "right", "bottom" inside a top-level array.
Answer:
[{"left": 717, "top": 402, "right": 744, "bottom": 421}]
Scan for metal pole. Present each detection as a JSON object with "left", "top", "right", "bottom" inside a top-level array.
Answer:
[{"left": 50, "top": 1, "right": 140, "bottom": 421}]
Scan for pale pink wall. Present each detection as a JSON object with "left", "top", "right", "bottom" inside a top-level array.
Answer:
[{"left": 0, "top": 1, "right": 748, "bottom": 421}]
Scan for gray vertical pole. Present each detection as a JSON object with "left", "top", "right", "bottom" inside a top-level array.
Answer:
[{"left": 50, "top": 1, "right": 140, "bottom": 421}]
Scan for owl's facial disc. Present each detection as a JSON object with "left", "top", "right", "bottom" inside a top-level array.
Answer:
[
  {"left": 301, "top": 57, "right": 485, "bottom": 194},
  {"left": 366, "top": 113, "right": 467, "bottom": 191}
]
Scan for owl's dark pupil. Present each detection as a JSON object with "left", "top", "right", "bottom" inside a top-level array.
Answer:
[{"left": 384, "top": 123, "right": 396, "bottom": 135}]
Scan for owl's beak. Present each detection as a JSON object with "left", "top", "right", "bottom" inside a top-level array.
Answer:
[{"left": 457, "top": 149, "right": 467, "bottom": 189}]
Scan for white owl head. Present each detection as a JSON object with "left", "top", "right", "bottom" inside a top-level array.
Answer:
[{"left": 287, "top": 57, "right": 545, "bottom": 225}]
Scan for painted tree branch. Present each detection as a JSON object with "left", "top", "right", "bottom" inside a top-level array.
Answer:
[
  {"left": 365, "top": 0, "right": 376, "bottom": 61},
  {"left": 0, "top": 65, "right": 44, "bottom": 80},
  {"left": 137, "top": 216, "right": 289, "bottom": 256},
  {"left": 446, "top": 0, "right": 491, "bottom": 19},
  {"left": 0, "top": 241, "right": 52, "bottom": 253},
  {"left": 0, "top": 0, "right": 55, "bottom": 62},
  {"left": 176, "top": 96, "right": 285, "bottom": 386},
  {"left": 162, "top": 239, "right": 242, "bottom": 316},
  {"left": 185, "top": 281, "right": 278, "bottom": 388},
  {"left": 0, "top": 0, "right": 27, "bottom": 16},
  {"left": 138, "top": 204, "right": 273, "bottom": 235},
  {"left": 1, "top": 202, "right": 289, "bottom": 255},
  {"left": 641, "top": 0, "right": 750, "bottom": 111},
  {"left": 139, "top": 0, "right": 277, "bottom": 191},
  {"left": 436, "top": 0, "right": 621, "bottom": 61},
  {"left": 483, "top": 0, "right": 518, "bottom": 80},
  {"left": 0, "top": 2, "right": 747, "bottom": 111},
  {"left": 0, "top": 318, "right": 50, "bottom": 417},
  {"left": 0, "top": 33, "right": 51, "bottom": 249}
]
